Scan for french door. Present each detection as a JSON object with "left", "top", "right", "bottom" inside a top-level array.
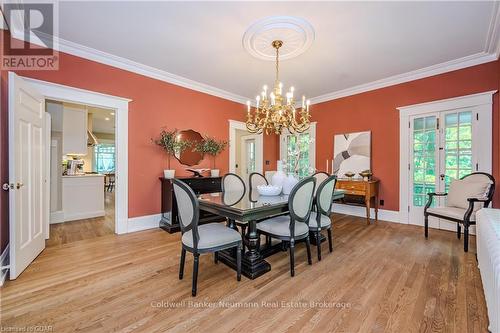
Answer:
[{"left": 408, "top": 107, "right": 490, "bottom": 230}]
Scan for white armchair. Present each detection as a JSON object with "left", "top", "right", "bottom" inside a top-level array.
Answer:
[{"left": 424, "top": 172, "right": 495, "bottom": 252}]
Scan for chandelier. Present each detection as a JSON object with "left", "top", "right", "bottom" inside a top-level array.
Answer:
[{"left": 245, "top": 40, "right": 311, "bottom": 135}]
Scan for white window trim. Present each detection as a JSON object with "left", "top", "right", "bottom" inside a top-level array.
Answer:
[
  {"left": 397, "top": 90, "right": 496, "bottom": 225},
  {"left": 23, "top": 76, "right": 132, "bottom": 234},
  {"left": 279, "top": 122, "right": 317, "bottom": 172}
]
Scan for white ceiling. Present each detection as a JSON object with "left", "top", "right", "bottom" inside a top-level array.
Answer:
[
  {"left": 88, "top": 106, "right": 115, "bottom": 134},
  {"left": 49, "top": 2, "right": 500, "bottom": 102}
]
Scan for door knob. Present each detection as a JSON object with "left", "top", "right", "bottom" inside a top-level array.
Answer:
[
  {"left": 440, "top": 174, "right": 445, "bottom": 181},
  {"left": 16, "top": 182, "right": 24, "bottom": 189},
  {"left": 2, "top": 183, "right": 13, "bottom": 191}
]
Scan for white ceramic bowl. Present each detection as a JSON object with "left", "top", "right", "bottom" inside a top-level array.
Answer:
[{"left": 257, "top": 185, "right": 282, "bottom": 196}]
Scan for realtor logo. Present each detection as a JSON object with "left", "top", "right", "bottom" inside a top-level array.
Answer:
[{"left": 1, "top": 1, "right": 59, "bottom": 70}]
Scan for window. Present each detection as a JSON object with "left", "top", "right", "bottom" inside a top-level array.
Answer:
[
  {"left": 94, "top": 143, "right": 115, "bottom": 173},
  {"left": 279, "top": 123, "right": 316, "bottom": 178}
]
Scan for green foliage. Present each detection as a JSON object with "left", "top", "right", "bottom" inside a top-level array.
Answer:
[
  {"left": 152, "top": 128, "right": 192, "bottom": 169},
  {"left": 195, "top": 136, "right": 228, "bottom": 156}
]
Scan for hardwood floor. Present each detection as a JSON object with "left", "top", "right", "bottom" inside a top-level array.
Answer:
[
  {"left": 46, "top": 191, "right": 115, "bottom": 247},
  {"left": 0, "top": 215, "right": 488, "bottom": 332}
]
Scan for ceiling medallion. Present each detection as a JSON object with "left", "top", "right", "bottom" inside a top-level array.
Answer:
[
  {"left": 243, "top": 16, "right": 315, "bottom": 61},
  {"left": 245, "top": 40, "right": 311, "bottom": 135}
]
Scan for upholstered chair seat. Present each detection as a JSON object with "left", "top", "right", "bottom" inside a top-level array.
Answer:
[
  {"left": 308, "top": 211, "right": 332, "bottom": 229},
  {"left": 257, "top": 216, "right": 309, "bottom": 237},
  {"left": 426, "top": 207, "right": 477, "bottom": 222},
  {"left": 182, "top": 223, "right": 242, "bottom": 249}
]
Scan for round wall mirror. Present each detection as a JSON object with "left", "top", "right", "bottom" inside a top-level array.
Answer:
[{"left": 174, "top": 129, "right": 204, "bottom": 166}]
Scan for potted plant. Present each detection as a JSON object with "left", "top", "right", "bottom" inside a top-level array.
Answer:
[
  {"left": 195, "top": 136, "right": 228, "bottom": 177},
  {"left": 152, "top": 128, "right": 191, "bottom": 178}
]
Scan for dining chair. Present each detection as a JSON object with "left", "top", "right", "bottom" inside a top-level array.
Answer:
[
  {"left": 172, "top": 179, "right": 242, "bottom": 296},
  {"left": 312, "top": 171, "right": 329, "bottom": 196},
  {"left": 256, "top": 177, "right": 316, "bottom": 277},
  {"left": 222, "top": 173, "right": 248, "bottom": 251},
  {"left": 424, "top": 172, "right": 495, "bottom": 252},
  {"left": 309, "top": 175, "right": 337, "bottom": 261},
  {"left": 249, "top": 172, "right": 268, "bottom": 192}
]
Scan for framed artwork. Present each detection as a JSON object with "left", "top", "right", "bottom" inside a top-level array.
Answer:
[{"left": 333, "top": 131, "right": 371, "bottom": 177}]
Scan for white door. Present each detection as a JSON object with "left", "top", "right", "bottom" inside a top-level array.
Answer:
[
  {"left": 240, "top": 135, "right": 257, "bottom": 182},
  {"left": 408, "top": 107, "right": 491, "bottom": 230},
  {"left": 8, "top": 73, "right": 46, "bottom": 279}
]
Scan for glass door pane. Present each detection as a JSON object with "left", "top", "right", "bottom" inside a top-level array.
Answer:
[
  {"left": 443, "top": 111, "right": 473, "bottom": 191},
  {"left": 245, "top": 139, "right": 256, "bottom": 175},
  {"left": 411, "top": 115, "right": 437, "bottom": 207}
]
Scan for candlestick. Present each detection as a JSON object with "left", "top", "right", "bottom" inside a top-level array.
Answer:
[
  {"left": 306, "top": 99, "right": 310, "bottom": 112},
  {"left": 246, "top": 101, "right": 250, "bottom": 114},
  {"left": 256, "top": 95, "right": 260, "bottom": 108},
  {"left": 302, "top": 96, "right": 305, "bottom": 108}
]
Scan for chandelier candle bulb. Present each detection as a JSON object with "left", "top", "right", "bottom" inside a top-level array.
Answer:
[{"left": 246, "top": 101, "right": 251, "bottom": 114}]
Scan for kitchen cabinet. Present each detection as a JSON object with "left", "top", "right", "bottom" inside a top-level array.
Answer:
[{"left": 62, "top": 105, "right": 88, "bottom": 155}]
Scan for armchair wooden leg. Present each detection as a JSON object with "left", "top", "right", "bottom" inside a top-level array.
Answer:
[
  {"left": 316, "top": 231, "right": 322, "bottom": 261},
  {"left": 327, "top": 228, "right": 333, "bottom": 252},
  {"left": 179, "top": 248, "right": 186, "bottom": 280},
  {"left": 192, "top": 253, "right": 200, "bottom": 296},
  {"left": 424, "top": 214, "right": 429, "bottom": 238},
  {"left": 457, "top": 224, "right": 461, "bottom": 240},
  {"left": 289, "top": 241, "right": 295, "bottom": 277},
  {"left": 305, "top": 237, "right": 312, "bottom": 265},
  {"left": 464, "top": 225, "right": 469, "bottom": 253},
  {"left": 236, "top": 243, "right": 242, "bottom": 281}
]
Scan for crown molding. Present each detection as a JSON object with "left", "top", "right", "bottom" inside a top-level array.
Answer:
[
  {"left": 309, "top": 51, "right": 497, "bottom": 105},
  {"left": 485, "top": 1, "right": 500, "bottom": 57},
  {"left": 55, "top": 37, "right": 249, "bottom": 105}
]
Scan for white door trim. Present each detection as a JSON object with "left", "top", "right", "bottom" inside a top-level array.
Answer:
[
  {"left": 397, "top": 90, "right": 496, "bottom": 225},
  {"left": 228, "top": 120, "right": 263, "bottom": 174},
  {"left": 21, "top": 76, "right": 132, "bottom": 234}
]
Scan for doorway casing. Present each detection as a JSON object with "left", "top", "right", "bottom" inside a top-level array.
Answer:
[
  {"left": 23, "top": 77, "right": 131, "bottom": 234},
  {"left": 228, "top": 120, "right": 263, "bottom": 175}
]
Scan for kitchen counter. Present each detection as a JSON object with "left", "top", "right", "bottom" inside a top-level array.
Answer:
[
  {"left": 62, "top": 174, "right": 105, "bottom": 178},
  {"left": 60, "top": 175, "right": 105, "bottom": 222}
]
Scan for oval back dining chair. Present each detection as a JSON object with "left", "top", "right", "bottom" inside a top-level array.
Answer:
[
  {"left": 256, "top": 177, "right": 316, "bottom": 276},
  {"left": 309, "top": 175, "right": 337, "bottom": 260},
  {"left": 249, "top": 172, "right": 268, "bottom": 192},
  {"left": 312, "top": 171, "right": 329, "bottom": 196},
  {"left": 222, "top": 173, "right": 248, "bottom": 250},
  {"left": 172, "top": 179, "right": 242, "bottom": 296}
]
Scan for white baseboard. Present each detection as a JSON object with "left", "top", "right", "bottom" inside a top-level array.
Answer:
[
  {"left": 50, "top": 210, "right": 64, "bottom": 224},
  {"left": 0, "top": 244, "right": 9, "bottom": 287},
  {"left": 333, "top": 203, "right": 402, "bottom": 224},
  {"left": 127, "top": 213, "right": 161, "bottom": 233}
]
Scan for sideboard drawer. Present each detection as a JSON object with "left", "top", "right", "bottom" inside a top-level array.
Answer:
[{"left": 337, "top": 181, "right": 366, "bottom": 192}]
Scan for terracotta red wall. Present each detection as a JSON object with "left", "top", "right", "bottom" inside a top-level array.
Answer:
[{"left": 312, "top": 60, "right": 500, "bottom": 212}]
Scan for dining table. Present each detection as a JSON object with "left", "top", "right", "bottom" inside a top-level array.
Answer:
[{"left": 198, "top": 189, "right": 345, "bottom": 279}]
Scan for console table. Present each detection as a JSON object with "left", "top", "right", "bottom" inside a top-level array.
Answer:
[
  {"left": 335, "top": 178, "right": 380, "bottom": 224},
  {"left": 159, "top": 176, "right": 225, "bottom": 233}
]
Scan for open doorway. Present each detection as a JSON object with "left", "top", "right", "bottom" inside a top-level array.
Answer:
[
  {"left": 228, "top": 120, "right": 263, "bottom": 184},
  {"left": 45, "top": 100, "right": 116, "bottom": 246}
]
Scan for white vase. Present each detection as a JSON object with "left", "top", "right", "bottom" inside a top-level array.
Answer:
[
  {"left": 271, "top": 170, "right": 286, "bottom": 188},
  {"left": 282, "top": 174, "right": 299, "bottom": 195},
  {"left": 210, "top": 169, "right": 220, "bottom": 177},
  {"left": 164, "top": 169, "right": 175, "bottom": 179}
]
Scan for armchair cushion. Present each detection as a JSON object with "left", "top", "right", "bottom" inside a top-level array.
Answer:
[
  {"left": 447, "top": 178, "right": 491, "bottom": 209},
  {"left": 427, "top": 206, "right": 476, "bottom": 221}
]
